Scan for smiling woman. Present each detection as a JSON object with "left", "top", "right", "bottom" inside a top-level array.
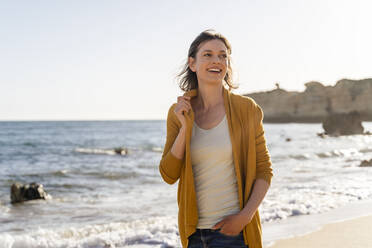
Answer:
[
  {"left": 159, "top": 29, "right": 273, "bottom": 248},
  {"left": 177, "top": 30, "right": 238, "bottom": 92}
]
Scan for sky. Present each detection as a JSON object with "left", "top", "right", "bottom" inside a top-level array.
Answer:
[{"left": 1, "top": 0, "right": 371, "bottom": 120}]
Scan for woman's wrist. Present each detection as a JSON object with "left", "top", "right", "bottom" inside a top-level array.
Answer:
[
  {"left": 180, "top": 126, "right": 186, "bottom": 133},
  {"left": 238, "top": 206, "right": 256, "bottom": 225}
]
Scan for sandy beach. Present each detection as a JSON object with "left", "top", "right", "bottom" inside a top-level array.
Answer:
[{"left": 268, "top": 214, "right": 372, "bottom": 248}]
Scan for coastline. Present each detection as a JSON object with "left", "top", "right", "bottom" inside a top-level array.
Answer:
[
  {"left": 267, "top": 214, "right": 372, "bottom": 248},
  {"left": 263, "top": 199, "right": 372, "bottom": 247}
]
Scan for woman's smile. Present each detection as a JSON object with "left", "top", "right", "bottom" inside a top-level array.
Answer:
[
  {"left": 188, "top": 39, "right": 229, "bottom": 84},
  {"left": 207, "top": 68, "right": 222, "bottom": 73}
]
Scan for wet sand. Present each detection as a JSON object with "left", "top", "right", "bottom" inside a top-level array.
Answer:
[{"left": 268, "top": 214, "right": 372, "bottom": 248}]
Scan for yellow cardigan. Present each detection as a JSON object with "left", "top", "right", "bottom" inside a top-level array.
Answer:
[{"left": 159, "top": 86, "right": 273, "bottom": 248}]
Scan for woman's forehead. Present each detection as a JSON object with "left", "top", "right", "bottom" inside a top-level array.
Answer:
[{"left": 198, "top": 39, "right": 228, "bottom": 53}]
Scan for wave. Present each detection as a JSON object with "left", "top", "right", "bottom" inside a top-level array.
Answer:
[
  {"left": 316, "top": 148, "right": 360, "bottom": 158},
  {"left": 10, "top": 169, "right": 153, "bottom": 184},
  {"left": 289, "top": 154, "right": 311, "bottom": 160},
  {"left": 0, "top": 204, "right": 10, "bottom": 216},
  {"left": 47, "top": 183, "right": 95, "bottom": 191},
  {"left": 74, "top": 147, "right": 128, "bottom": 156},
  {"left": 360, "top": 147, "right": 372, "bottom": 153},
  {"left": 151, "top": 146, "right": 163, "bottom": 153},
  {"left": 22, "top": 142, "right": 37, "bottom": 147},
  {"left": 74, "top": 146, "right": 164, "bottom": 156},
  {"left": 21, "top": 170, "right": 70, "bottom": 178},
  {"left": 0, "top": 216, "right": 179, "bottom": 248},
  {"left": 273, "top": 146, "right": 371, "bottom": 161},
  {"left": 260, "top": 201, "right": 324, "bottom": 223},
  {"left": 9, "top": 170, "right": 71, "bottom": 181},
  {"left": 76, "top": 170, "right": 141, "bottom": 180}
]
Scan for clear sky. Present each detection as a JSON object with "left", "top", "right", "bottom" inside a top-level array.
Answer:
[{"left": 1, "top": 0, "right": 371, "bottom": 120}]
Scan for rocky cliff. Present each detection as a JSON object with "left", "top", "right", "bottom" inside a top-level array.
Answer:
[{"left": 244, "top": 78, "right": 372, "bottom": 123}]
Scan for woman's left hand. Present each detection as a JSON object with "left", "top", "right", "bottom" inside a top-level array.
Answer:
[{"left": 211, "top": 212, "right": 251, "bottom": 236}]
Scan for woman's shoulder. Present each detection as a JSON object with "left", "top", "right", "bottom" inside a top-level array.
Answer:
[
  {"left": 229, "top": 92, "right": 264, "bottom": 122},
  {"left": 166, "top": 103, "right": 178, "bottom": 118},
  {"left": 229, "top": 91, "right": 259, "bottom": 109}
]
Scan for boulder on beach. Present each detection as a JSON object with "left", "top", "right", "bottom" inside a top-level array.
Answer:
[
  {"left": 360, "top": 159, "right": 372, "bottom": 167},
  {"left": 11, "top": 182, "right": 50, "bottom": 204},
  {"left": 322, "top": 111, "right": 364, "bottom": 136}
]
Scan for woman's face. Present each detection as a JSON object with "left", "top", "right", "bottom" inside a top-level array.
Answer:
[{"left": 188, "top": 39, "right": 229, "bottom": 86}]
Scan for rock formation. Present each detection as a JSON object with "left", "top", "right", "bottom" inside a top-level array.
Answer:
[
  {"left": 322, "top": 111, "right": 364, "bottom": 136},
  {"left": 11, "top": 182, "right": 50, "bottom": 204},
  {"left": 245, "top": 78, "right": 372, "bottom": 123},
  {"left": 360, "top": 159, "right": 372, "bottom": 167}
]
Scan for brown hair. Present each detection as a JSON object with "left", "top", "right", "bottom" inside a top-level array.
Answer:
[{"left": 177, "top": 29, "right": 238, "bottom": 92}]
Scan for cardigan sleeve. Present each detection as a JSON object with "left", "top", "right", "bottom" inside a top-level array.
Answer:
[
  {"left": 158, "top": 103, "right": 185, "bottom": 184},
  {"left": 254, "top": 103, "right": 273, "bottom": 186}
]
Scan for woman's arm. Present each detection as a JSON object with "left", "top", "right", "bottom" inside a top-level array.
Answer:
[
  {"left": 238, "top": 179, "right": 270, "bottom": 224},
  {"left": 159, "top": 104, "right": 186, "bottom": 184},
  {"left": 254, "top": 104, "right": 273, "bottom": 185},
  {"left": 170, "top": 126, "right": 187, "bottom": 160},
  {"left": 240, "top": 103, "right": 273, "bottom": 220}
]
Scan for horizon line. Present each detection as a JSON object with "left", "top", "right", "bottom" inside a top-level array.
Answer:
[{"left": 0, "top": 119, "right": 166, "bottom": 122}]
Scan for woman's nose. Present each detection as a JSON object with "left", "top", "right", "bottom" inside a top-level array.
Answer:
[{"left": 212, "top": 55, "right": 221, "bottom": 63}]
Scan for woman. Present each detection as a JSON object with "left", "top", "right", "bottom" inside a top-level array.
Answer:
[{"left": 159, "top": 30, "right": 273, "bottom": 248}]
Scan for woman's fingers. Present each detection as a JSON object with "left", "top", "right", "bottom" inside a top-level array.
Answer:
[
  {"left": 177, "top": 96, "right": 191, "bottom": 105},
  {"left": 183, "top": 96, "right": 192, "bottom": 109},
  {"left": 176, "top": 96, "right": 192, "bottom": 113},
  {"left": 181, "top": 101, "right": 191, "bottom": 112},
  {"left": 176, "top": 104, "right": 189, "bottom": 115},
  {"left": 212, "top": 220, "right": 224, "bottom": 230},
  {"left": 173, "top": 96, "right": 191, "bottom": 128}
]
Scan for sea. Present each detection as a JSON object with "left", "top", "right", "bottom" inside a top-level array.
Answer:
[{"left": 0, "top": 120, "right": 372, "bottom": 248}]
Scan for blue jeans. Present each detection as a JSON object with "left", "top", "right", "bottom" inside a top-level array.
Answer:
[{"left": 187, "top": 228, "right": 248, "bottom": 248}]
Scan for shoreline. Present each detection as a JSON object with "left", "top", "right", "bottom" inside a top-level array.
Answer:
[
  {"left": 267, "top": 214, "right": 372, "bottom": 248},
  {"left": 263, "top": 199, "right": 372, "bottom": 247}
]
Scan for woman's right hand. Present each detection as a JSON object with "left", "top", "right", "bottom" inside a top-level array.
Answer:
[{"left": 174, "top": 96, "right": 191, "bottom": 128}]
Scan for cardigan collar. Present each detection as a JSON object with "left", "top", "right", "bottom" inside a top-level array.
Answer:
[{"left": 182, "top": 86, "right": 230, "bottom": 126}]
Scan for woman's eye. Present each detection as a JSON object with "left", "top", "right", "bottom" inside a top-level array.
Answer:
[
  {"left": 220, "top": 54, "right": 227, "bottom": 58},
  {"left": 204, "top": 53, "right": 211, "bottom": 57}
]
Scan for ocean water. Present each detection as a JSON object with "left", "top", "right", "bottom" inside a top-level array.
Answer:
[{"left": 0, "top": 120, "right": 371, "bottom": 248}]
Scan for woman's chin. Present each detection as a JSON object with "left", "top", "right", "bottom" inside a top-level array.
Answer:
[{"left": 200, "top": 77, "right": 224, "bottom": 85}]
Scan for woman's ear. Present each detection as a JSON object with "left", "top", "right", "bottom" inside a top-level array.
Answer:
[{"left": 188, "top": 57, "right": 196, "bottom": 72}]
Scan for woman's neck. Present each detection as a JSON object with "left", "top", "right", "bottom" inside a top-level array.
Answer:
[{"left": 196, "top": 83, "right": 224, "bottom": 112}]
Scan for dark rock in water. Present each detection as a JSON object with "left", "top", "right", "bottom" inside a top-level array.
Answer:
[
  {"left": 322, "top": 111, "right": 364, "bottom": 136},
  {"left": 11, "top": 182, "right": 50, "bottom": 204},
  {"left": 114, "top": 147, "right": 128, "bottom": 155},
  {"left": 360, "top": 159, "right": 372, "bottom": 167},
  {"left": 317, "top": 132, "right": 327, "bottom": 138}
]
